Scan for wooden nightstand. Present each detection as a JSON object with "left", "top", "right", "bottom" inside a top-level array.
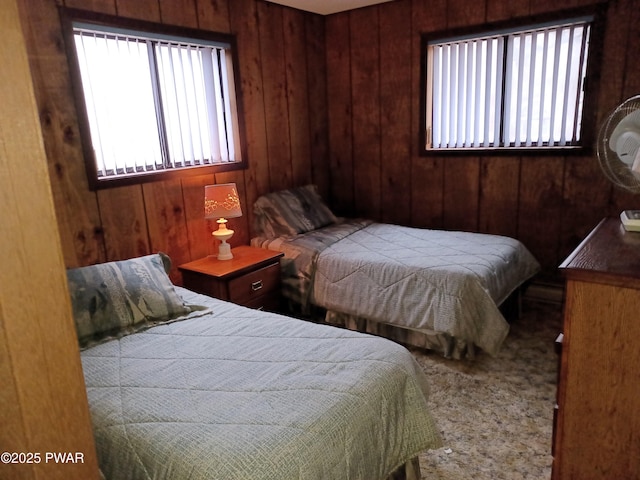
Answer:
[{"left": 178, "top": 246, "right": 284, "bottom": 311}]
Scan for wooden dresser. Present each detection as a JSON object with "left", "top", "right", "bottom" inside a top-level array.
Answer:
[{"left": 553, "top": 217, "right": 640, "bottom": 479}]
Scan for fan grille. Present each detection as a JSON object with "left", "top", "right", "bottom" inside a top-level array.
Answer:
[{"left": 596, "top": 95, "right": 640, "bottom": 194}]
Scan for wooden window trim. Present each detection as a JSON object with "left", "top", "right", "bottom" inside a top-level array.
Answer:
[
  {"left": 418, "top": 4, "right": 607, "bottom": 157},
  {"left": 59, "top": 7, "right": 248, "bottom": 190}
]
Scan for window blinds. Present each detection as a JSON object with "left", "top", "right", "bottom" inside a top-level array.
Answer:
[
  {"left": 427, "top": 18, "right": 591, "bottom": 150},
  {"left": 74, "top": 30, "right": 240, "bottom": 178}
]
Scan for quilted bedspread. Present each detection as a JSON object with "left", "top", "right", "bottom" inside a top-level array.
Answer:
[
  {"left": 253, "top": 222, "right": 540, "bottom": 356},
  {"left": 81, "top": 287, "right": 442, "bottom": 480}
]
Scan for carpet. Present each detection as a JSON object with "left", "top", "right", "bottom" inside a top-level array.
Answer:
[{"left": 412, "top": 300, "right": 562, "bottom": 480}]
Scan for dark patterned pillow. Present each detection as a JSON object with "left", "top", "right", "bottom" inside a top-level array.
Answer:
[
  {"left": 253, "top": 185, "right": 338, "bottom": 238},
  {"left": 67, "top": 253, "right": 196, "bottom": 348}
]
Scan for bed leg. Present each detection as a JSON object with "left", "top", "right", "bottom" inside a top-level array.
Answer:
[
  {"left": 500, "top": 288, "right": 523, "bottom": 321},
  {"left": 387, "top": 456, "right": 421, "bottom": 480}
]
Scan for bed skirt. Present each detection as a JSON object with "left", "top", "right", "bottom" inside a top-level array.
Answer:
[
  {"left": 283, "top": 298, "right": 476, "bottom": 359},
  {"left": 322, "top": 287, "right": 525, "bottom": 360},
  {"left": 325, "top": 310, "right": 476, "bottom": 360}
]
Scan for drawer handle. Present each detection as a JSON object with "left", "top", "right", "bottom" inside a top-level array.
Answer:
[{"left": 251, "top": 280, "right": 263, "bottom": 291}]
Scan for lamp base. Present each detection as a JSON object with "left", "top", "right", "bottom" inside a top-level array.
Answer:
[
  {"left": 212, "top": 219, "right": 234, "bottom": 260},
  {"left": 217, "top": 240, "right": 233, "bottom": 260}
]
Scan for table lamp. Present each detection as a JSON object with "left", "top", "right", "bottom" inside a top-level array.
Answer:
[{"left": 204, "top": 183, "right": 242, "bottom": 260}]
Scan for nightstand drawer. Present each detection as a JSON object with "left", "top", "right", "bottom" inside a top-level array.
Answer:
[
  {"left": 181, "top": 271, "right": 225, "bottom": 299},
  {"left": 228, "top": 263, "right": 280, "bottom": 305},
  {"left": 243, "top": 293, "right": 281, "bottom": 312}
]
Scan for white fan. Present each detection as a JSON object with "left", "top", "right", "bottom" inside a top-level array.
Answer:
[
  {"left": 596, "top": 95, "right": 640, "bottom": 231},
  {"left": 597, "top": 95, "right": 640, "bottom": 192}
]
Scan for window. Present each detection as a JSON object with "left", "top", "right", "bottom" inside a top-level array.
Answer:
[
  {"left": 421, "top": 8, "right": 604, "bottom": 153},
  {"left": 61, "top": 9, "right": 246, "bottom": 189}
]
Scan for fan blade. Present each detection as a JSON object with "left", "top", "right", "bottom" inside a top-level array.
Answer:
[
  {"left": 615, "top": 131, "right": 640, "bottom": 166},
  {"left": 632, "top": 148, "right": 640, "bottom": 179}
]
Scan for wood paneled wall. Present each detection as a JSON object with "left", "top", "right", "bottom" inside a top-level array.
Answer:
[
  {"left": 327, "top": 0, "right": 640, "bottom": 277},
  {"left": 19, "top": 0, "right": 640, "bottom": 281},
  {"left": 19, "top": 0, "right": 329, "bottom": 282}
]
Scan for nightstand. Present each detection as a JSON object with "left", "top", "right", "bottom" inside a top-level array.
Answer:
[{"left": 178, "top": 246, "right": 284, "bottom": 311}]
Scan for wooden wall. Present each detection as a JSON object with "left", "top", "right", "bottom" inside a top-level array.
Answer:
[
  {"left": 326, "top": 0, "right": 640, "bottom": 278},
  {"left": 19, "top": 0, "right": 640, "bottom": 281},
  {"left": 19, "top": 0, "right": 329, "bottom": 282}
]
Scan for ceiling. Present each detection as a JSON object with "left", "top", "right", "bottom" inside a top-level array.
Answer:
[{"left": 263, "top": 0, "right": 395, "bottom": 15}]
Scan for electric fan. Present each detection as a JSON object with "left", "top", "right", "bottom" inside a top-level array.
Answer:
[{"left": 596, "top": 94, "right": 640, "bottom": 231}]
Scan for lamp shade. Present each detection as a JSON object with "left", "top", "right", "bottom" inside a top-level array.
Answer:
[{"left": 204, "top": 183, "right": 242, "bottom": 220}]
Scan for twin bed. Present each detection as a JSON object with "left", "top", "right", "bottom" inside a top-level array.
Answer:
[
  {"left": 67, "top": 252, "right": 442, "bottom": 480},
  {"left": 251, "top": 185, "right": 540, "bottom": 359}
]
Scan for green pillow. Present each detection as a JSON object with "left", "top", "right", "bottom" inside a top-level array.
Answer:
[{"left": 67, "top": 253, "right": 194, "bottom": 348}]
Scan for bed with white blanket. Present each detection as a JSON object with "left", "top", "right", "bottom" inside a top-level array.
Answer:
[
  {"left": 251, "top": 185, "right": 541, "bottom": 359},
  {"left": 67, "top": 253, "right": 442, "bottom": 480}
]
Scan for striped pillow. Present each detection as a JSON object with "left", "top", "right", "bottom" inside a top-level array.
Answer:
[{"left": 253, "top": 185, "right": 338, "bottom": 238}]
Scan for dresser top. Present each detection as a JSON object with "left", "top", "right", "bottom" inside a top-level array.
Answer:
[{"left": 560, "top": 217, "right": 640, "bottom": 287}]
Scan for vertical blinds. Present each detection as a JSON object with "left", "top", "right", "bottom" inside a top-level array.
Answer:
[
  {"left": 74, "top": 30, "right": 240, "bottom": 178},
  {"left": 427, "top": 18, "right": 591, "bottom": 150}
]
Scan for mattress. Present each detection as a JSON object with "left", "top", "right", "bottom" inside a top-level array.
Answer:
[{"left": 81, "top": 287, "right": 442, "bottom": 480}]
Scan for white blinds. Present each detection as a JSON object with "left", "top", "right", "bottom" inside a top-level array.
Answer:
[
  {"left": 427, "top": 19, "right": 591, "bottom": 150},
  {"left": 74, "top": 33, "right": 161, "bottom": 176},
  {"left": 430, "top": 37, "right": 503, "bottom": 148},
  {"left": 74, "top": 30, "right": 240, "bottom": 178}
]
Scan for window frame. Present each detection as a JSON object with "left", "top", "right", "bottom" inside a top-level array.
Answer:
[
  {"left": 419, "top": 5, "right": 606, "bottom": 157},
  {"left": 59, "top": 7, "right": 248, "bottom": 190}
]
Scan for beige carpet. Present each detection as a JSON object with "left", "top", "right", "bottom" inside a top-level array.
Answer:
[{"left": 411, "top": 300, "right": 562, "bottom": 480}]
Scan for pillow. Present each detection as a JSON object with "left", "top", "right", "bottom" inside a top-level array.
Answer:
[
  {"left": 253, "top": 185, "right": 338, "bottom": 238},
  {"left": 67, "top": 253, "right": 196, "bottom": 348}
]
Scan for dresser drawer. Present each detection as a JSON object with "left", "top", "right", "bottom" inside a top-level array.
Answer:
[{"left": 228, "top": 263, "right": 280, "bottom": 306}]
